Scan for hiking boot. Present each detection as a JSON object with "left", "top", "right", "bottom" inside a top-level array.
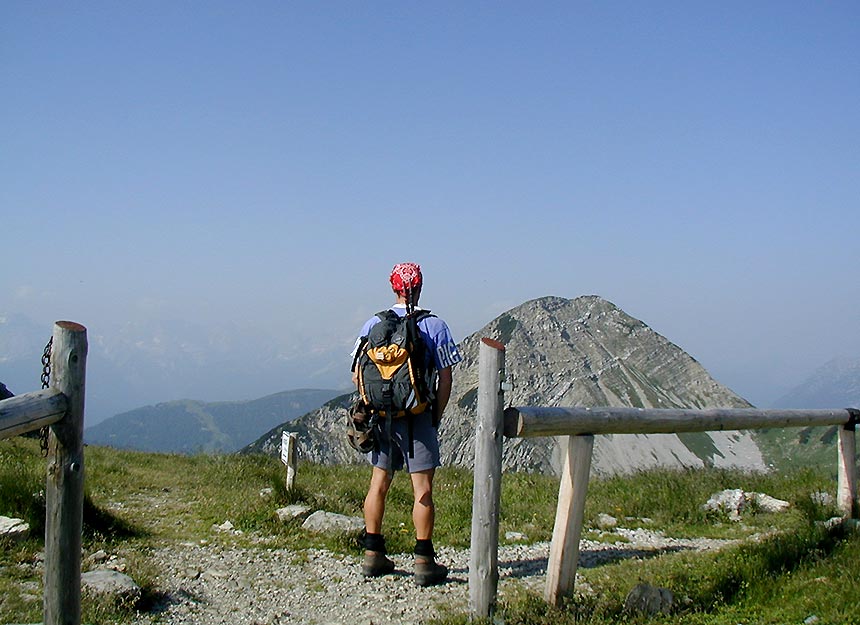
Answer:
[
  {"left": 414, "top": 556, "right": 448, "bottom": 587},
  {"left": 362, "top": 551, "right": 395, "bottom": 577}
]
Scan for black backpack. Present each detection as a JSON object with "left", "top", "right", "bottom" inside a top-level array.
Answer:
[{"left": 354, "top": 309, "right": 436, "bottom": 418}]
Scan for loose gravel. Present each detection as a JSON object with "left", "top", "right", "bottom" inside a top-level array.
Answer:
[{"left": 128, "top": 532, "right": 736, "bottom": 625}]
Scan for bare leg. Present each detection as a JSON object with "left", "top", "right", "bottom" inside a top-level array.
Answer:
[
  {"left": 410, "top": 468, "right": 435, "bottom": 540},
  {"left": 364, "top": 466, "right": 393, "bottom": 535},
  {"left": 362, "top": 466, "right": 396, "bottom": 577},
  {"left": 410, "top": 468, "right": 447, "bottom": 586}
]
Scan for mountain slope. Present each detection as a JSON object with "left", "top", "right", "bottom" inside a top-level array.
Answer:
[
  {"left": 247, "top": 296, "right": 766, "bottom": 475},
  {"left": 85, "top": 388, "right": 341, "bottom": 453},
  {"left": 756, "top": 357, "right": 860, "bottom": 472}
]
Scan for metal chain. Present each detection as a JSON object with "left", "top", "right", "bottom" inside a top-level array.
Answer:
[{"left": 39, "top": 337, "right": 53, "bottom": 456}]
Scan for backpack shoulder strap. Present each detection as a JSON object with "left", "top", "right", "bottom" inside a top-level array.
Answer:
[
  {"left": 350, "top": 335, "right": 368, "bottom": 372},
  {"left": 375, "top": 309, "right": 400, "bottom": 322},
  {"left": 409, "top": 309, "right": 435, "bottom": 325}
]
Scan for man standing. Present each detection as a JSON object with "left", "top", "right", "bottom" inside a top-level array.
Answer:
[{"left": 351, "top": 262, "right": 462, "bottom": 586}]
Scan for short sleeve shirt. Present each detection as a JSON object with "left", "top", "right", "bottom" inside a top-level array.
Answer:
[{"left": 352, "top": 304, "right": 462, "bottom": 370}]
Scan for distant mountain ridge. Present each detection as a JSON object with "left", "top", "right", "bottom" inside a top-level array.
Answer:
[
  {"left": 85, "top": 388, "right": 341, "bottom": 453},
  {"left": 771, "top": 357, "right": 860, "bottom": 409},
  {"left": 756, "top": 357, "right": 860, "bottom": 472},
  {"left": 246, "top": 296, "right": 766, "bottom": 476},
  {"left": 0, "top": 313, "right": 350, "bottom": 426}
]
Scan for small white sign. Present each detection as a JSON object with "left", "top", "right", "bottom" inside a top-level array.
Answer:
[
  {"left": 281, "top": 431, "right": 298, "bottom": 490},
  {"left": 281, "top": 431, "right": 290, "bottom": 465}
]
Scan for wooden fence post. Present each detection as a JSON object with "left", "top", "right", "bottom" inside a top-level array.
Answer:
[
  {"left": 545, "top": 434, "right": 594, "bottom": 607},
  {"left": 837, "top": 423, "right": 857, "bottom": 518},
  {"left": 469, "top": 338, "right": 506, "bottom": 619},
  {"left": 44, "top": 321, "right": 87, "bottom": 625}
]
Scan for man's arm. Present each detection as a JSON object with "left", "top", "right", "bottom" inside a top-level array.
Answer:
[{"left": 433, "top": 366, "right": 452, "bottom": 426}]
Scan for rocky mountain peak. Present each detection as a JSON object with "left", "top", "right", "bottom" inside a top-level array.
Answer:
[{"left": 461, "top": 295, "right": 737, "bottom": 414}]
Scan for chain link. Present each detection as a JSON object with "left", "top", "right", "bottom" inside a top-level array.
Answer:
[{"left": 39, "top": 337, "right": 53, "bottom": 456}]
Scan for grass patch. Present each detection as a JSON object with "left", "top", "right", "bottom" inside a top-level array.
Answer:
[
  {"left": 676, "top": 432, "right": 722, "bottom": 466},
  {"left": 441, "top": 522, "right": 860, "bottom": 625},
  {"left": 754, "top": 427, "right": 838, "bottom": 475},
  {"left": 0, "top": 438, "right": 47, "bottom": 533},
  {"left": 583, "top": 466, "right": 832, "bottom": 539},
  {"left": 495, "top": 313, "right": 519, "bottom": 344}
]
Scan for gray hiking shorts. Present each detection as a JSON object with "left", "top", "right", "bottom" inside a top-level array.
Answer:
[{"left": 368, "top": 412, "right": 440, "bottom": 473}]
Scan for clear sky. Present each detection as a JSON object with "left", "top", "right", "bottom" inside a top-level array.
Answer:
[{"left": 2, "top": 2, "right": 858, "bottom": 415}]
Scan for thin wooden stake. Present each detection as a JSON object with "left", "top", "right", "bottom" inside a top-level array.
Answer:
[{"left": 837, "top": 424, "right": 857, "bottom": 518}]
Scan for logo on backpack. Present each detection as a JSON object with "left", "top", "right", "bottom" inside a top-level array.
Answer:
[{"left": 354, "top": 309, "right": 436, "bottom": 418}]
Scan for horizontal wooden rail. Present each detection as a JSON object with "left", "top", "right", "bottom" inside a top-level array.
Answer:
[
  {"left": 0, "top": 388, "right": 68, "bottom": 440},
  {"left": 504, "top": 406, "right": 858, "bottom": 439}
]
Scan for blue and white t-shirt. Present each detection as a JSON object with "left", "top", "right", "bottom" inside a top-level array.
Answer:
[{"left": 352, "top": 304, "right": 462, "bottom": 370}]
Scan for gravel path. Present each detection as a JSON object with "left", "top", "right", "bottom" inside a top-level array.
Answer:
[{"left": 128, "top": 532, "right": 736, "bottom": 625}]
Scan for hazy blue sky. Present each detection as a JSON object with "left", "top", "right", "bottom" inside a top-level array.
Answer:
[{"left": 2, "top": 2, "right": 858, "bottom": 413}]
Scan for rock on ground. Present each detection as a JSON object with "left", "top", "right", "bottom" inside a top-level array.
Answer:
[
  {"left": 300, "top": 511, "right": 364, "bottom": 534},
  {"left": 702, "top": 489, "right": 790, "bottom": 521},
  {"left": 82, "top": 569, "right": 142, "bottom": 605},
  {"left": 0, "top": 516, "right": 30, "bottom": 542},
  {"left": 624, "top": 582, "right": 674, "bottom": 615}
]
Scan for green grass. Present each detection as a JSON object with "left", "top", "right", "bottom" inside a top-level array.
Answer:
[
  {"left": 485, "top": 522, "right": 860, "bottom": 625},
  {"left": 755, "top": 426, "right": 838, "bottom": 475},
  {"left": 1, "top": 436, "right": 856, "bottom": 625}
]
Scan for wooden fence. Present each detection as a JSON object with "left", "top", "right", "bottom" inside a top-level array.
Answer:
[
  {"left": 0, "top": 321, "right": 88, "bottom": 625},
  {"left": 469, "top": 338, "right": 859, "bottom": 616}
]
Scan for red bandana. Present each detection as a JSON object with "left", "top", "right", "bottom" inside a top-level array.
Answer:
[{"left": 389, "top": 262, "right": 422, "bottom": 293}]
